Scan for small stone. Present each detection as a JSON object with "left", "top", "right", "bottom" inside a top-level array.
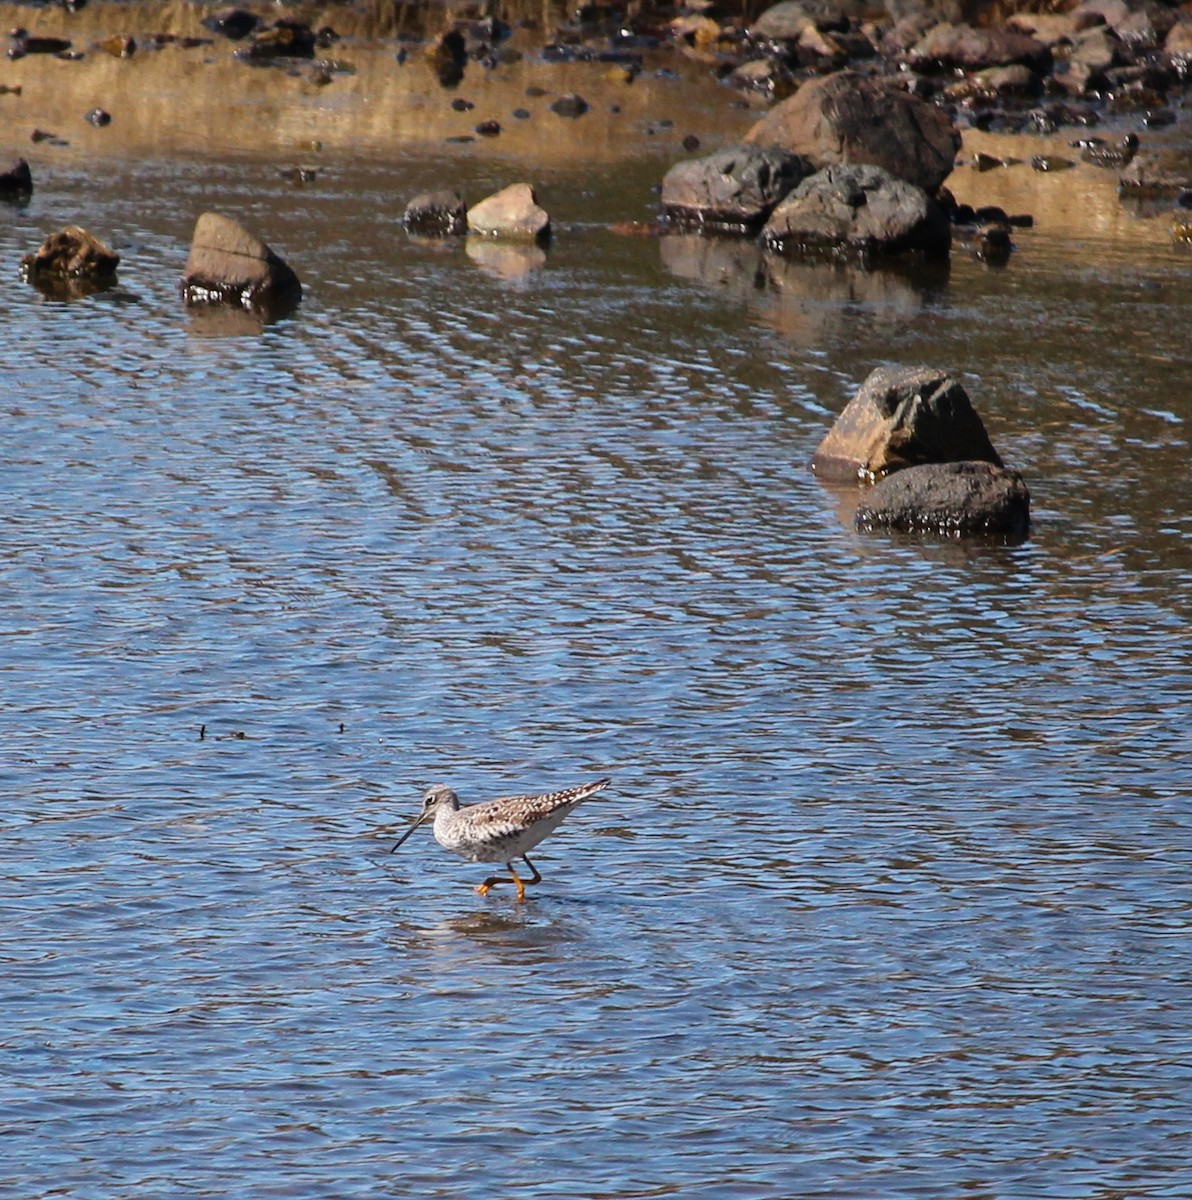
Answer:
[
  {"left": 85, "top": 107, "right": 111, "bottom": 127},
  {"left": 21, "top": 225, "right": 119, "bottom": 281},
  {"left": 0, "top": 155, "right": 32, "bottom": 196},
  {"left": 451, "top": 97, "right": 474, "bottom": 111},
  {"left": 549, "top": 94, "right": 589, "bottom": 118},
  {"left": 475, "top": 120, "right": 501, "bottom": 137}
]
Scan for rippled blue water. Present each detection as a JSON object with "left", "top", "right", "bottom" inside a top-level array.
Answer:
[{"left": 2, "top": 148, "right": 1191, "bottom": 1199}]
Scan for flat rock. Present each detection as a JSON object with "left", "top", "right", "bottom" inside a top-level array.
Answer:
[
  {"left": 182, "top": 212, "right": 301, "bottom": 310},
  {"left": 855, "top": 461, "right": 1030, "bottom": 537},
  {"left": 812, "top": 364, "right": 1002, "bottom": 481},
  {"left": 762, "top": 163, "right": 951, "bottom": 264},
  {"left": 743, "top": 70, "right": 960, "bottom": 193},
  {"left": 661, "top": 145, "right": 812, "bottom": 232},
  {"left": 466, "top": 183, "right": 550, "bottom": 241},
  {"left": 906, "top": 22, "right": 1052, "bottom": 72}
]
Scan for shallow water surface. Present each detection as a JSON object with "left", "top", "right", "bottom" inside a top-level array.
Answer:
[{"left": 2, "top": 108, "right": 1191, "bottom": 1200}]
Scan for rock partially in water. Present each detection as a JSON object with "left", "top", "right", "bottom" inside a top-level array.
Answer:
[
  {"left": 855, "top": 461, "right": 1031, "bottom": 538},
  {"left": 0, "top": 155, "right": 32, "bottom": 198},
  {"left": 85, "top": 107, "right": 111, "bottom": 127},
  {"left": 812, "top": 364, "right": 1003, "bottom": 482},
  {"left": 550, "top": 94, "right": 590, "bottom": 118},
  {"left": 466, "top": 183, "right": 550, "bottom": 241},
  {"left": 182, "top": 212, "right": 301, "bottom": 312},
  {"left": 743, "top": 70, "right": 960, "bottom": 193},
  {"left": 904, "top": 22, "right": 1052, "bottom": 73},
  {"left": 762, "top": 164, "right": 951, "bottom": 264},
  {"left": 661, "top": 145, "right": 812, "bottom": 232},
  {"left": 21, "top": 224, "right": 119, "bottom": 281},
  {"left": 403, "top": 189, "right": 467, "bottom": 237},
  {"left": 202, "top": 8, "right": 260, "bottom": 41},
  {"left": 95, "top": 34, "right": 136, "bottom": 58},
  {"left": 235, "top": 19, "right": 317, "bottom": 63}
]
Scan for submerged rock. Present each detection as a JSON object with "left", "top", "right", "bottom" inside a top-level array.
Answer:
[
  {"left": 661, "top": 145, "right": 812, "bottom": 232},
  {"left": 21, "top": 225, "right": 119, "bottom": 282},
  {"left": 743, "top": 70, "right": 960, "bottom": 193},
  {"left": 403, "top": 189, "right": 467, "bottom": 237},
  {"left": 762, "top": 164, "right": 951, "bottom": 264},
  {"left": 182, "top": 212, "right": 301, "bottom": 311},
  {"left": 855, "top": 461, "right": 1030, "bottom": 538},
  {"left": 812, "top": 365, "right": 1003, "bottom": 482},
  {"left": 466, "top": 183, "right": 550, "bottom": 241}
]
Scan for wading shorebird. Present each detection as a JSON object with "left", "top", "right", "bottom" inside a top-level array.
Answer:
[{"left": 390, "top": 777, "right": 611, "bottom": 901}]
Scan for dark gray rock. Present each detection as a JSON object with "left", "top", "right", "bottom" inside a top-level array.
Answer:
[
  {"left": 403, "top": 189, "right": 467, "bottom": 236},
  {"left": 182, "top": 212, "right": 301, "bottom": 311},
  {"left": 855, "top": 461, "right": 1030, "bottom": 537},
  {"left": 661, "top": 145, "right": 813, "bottom": 232},
  {"left": 812, "top": 364, "right": 1002, "bottom": 481},
  {"left": 762, "top": 164, "right": 951, "bottom": 264},
  {"left": 743, "top": 70, "right": 960, "bottom": 193},
  {"left": 0, "top": 156, "right": 32, "bottom": 196}
]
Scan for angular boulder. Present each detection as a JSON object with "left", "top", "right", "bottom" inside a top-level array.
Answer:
[
  {"left": 21, "top": 226, "right": 119, "bottom": 282},
  {"left": 812, "top": 365, "right": 1002, "bottom": 481},
  {"left": 466, "top": 183, "right": 550, "bottom": 241},
  {"left": 182, "top": 212, "right": 301, "bottom": 310},
  {"left": 855, "top": 461, "right": 1030, "bottom": 537},
  {"left": 661, "top": 145, "right": 813, "bottom": 232},
  {"left": 743, "top": 70, "right": 961, "bottom": 193},
  {"left": 403, "top": 189, "right": 467, "bottom": 236},
  {"left": 762, "top": 164, "right": 951, "bottom": 264}
]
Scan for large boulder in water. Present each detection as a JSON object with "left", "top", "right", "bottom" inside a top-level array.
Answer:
[
  {"left": 855, "top": 461, "right": 1030, "bottom": 538},
  {"left": 762, "top": 164, "right": 951, "bottom": 263},
  {"left": 182, "top": 212, "right": 301, "bottom": 311},
  {"left": 812, "top": 365, "right": 1002, "bottom": 481},
  {"left": 0, "top": 156, "right": 32, "bottom": 197},
  {"left": 661, "top": 145, "right": 813, "bottom": 232},
  {"left": 743, "top": 70, "right": 960, "bottom": 193}
]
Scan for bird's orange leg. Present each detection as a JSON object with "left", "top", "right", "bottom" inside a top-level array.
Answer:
[{"left": 476, "top": 858, "right": 541, "bottom": 902}]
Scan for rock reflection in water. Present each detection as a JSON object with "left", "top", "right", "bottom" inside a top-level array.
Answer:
[
  {"left": 465, "top": 237, "right": 547, "bottom": 282},
  {"left": 659, "top": 232, "right": 949, "bottom": 346}
]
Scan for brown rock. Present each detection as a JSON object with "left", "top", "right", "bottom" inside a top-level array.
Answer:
[
  {"left": 466, "top": 183, "right": 550, "bottom": 241},
  {"left": 743, "top": 70, "right": 960, "bottom": 193},
  {"left": 812, "top": 365, "right": 1002, "bottom": 482},
  {"left": 21, "top": 225, "right": 118, "bottom": 280},
  {"left": 906, "top": 23, "right": 1052, "bottom": 72},
  {"left": 182, "top": 212, "right": 301, "bottom": 309}
]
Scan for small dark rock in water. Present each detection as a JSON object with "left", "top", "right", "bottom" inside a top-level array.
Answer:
[
  {"left": 512, "top": 107, "right": 530, "bottom": 120},
  {"left": 475, "top": 120, "right": 501, "bottom": 137},
  {"left": 525, "top": 85, "right": 547, "bottom": 97},
  {"left": 21, "top": 224, "right": 119, "bottom": 282},
  {"left": 280, "top": 166, "right": 318, "bottom": 184},
  {"left": 430, "top": 29, "right": 466, "bottom": 88},
  {"left": 10, "top": 34, "right": 72, "bottom": 56},
  {"left": 403, "top": 189, "right": 467, "bottom": 237},
  {"left": 855, "top": 461, "right": 1031, "bottom": 539},
  {"left": 451, "top": 97, "right": 474, "bottom": 111},
  {"left": 813, "top": 365, "right": 1003, "bottom": 483},
  {"left": 1080, "top": 132, "right": 1139, "bottom": 168},
  {"left": 0, "top": 154, "right": 32, "bottom": 197},
  {"left": 236, "top": 19, "right": 317, "bottom": 63},
  {"left": 202, "top": 8, "right": 259, "bottom": 41},
  {"left": 682, "top": 134, "right": 700, "bottom": 152},
  {"left": 85, "top": 107, "right": 111, "bottom": 127},
  {"left": 550, "top": 93, "right": 589, "bottom": 118},
  {"left": 1143, "top": 109, "right": 1175, "bottom": 129},
  {"left": 974, "top": 152, "right": 1006, "bottom": 172},
  {"left": 445, "top": 134, "right": 475, "bottom": 144},
  {"left": 30, "top": 128, "right": 56, "bottom": 143},
  {"left": 973, "top": 221, "right": 1013, "bottom": 264},
  {"left": 0, "top": 83, "right": 22, "bottom": 94},
  {"left": 1031, "top": 155, "right": 1073, "bottom": 172},
  {"left": 182, "top": 212, "right": 301, "bottom": 313}
]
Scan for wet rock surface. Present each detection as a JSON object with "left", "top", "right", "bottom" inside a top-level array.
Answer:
[
  {"left": 855, "top": 460, "right": 1031, "bottom": 538},
  {"left": 403, "top": 188, "right": 467, "bottom": 236},
  {"left": 21, "top": 224, "right": 118, "bottom": 280},
  {"left": 812, "top": 364, "right": 1003, "bottom": 482},
  {"left": 661, "top": 145, "right": 812, "bottom": 232},
  {"left": 763, "top": 163, "right": 951, "bottom": 263},
  {"left": 0, "top": 154, "right": 32, "bottom": 196},
  {"left": 181, "top": 211, "right": 301, "bottom": 311}
]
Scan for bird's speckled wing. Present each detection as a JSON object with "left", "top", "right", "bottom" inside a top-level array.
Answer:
[{"left": 464, "top": 778, "right": 611, "bottom": 836}]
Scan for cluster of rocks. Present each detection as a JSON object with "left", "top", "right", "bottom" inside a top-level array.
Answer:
[
  {"left": 402, "top": 182, "right": 551, "bottom": 241},
  {"left": 813, "top": 365, "right": 1030, "bottom": 539},
  {"left": 660, "top": 68, "right": 983, "bottom": 264}
]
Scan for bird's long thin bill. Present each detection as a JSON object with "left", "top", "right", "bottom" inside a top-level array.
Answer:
[{"left": 390, "top": 813, "right": 426, "bottom": 853}]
